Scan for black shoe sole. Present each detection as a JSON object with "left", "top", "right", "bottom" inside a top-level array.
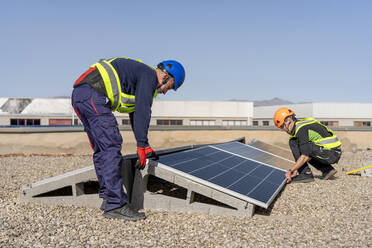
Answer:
[
  {"left": 323, "top": 169, "right": 337, "bottom": 180},
  {"left": 291, "top": 177, "right": 315, "bottom": 183},
  {"left": 103, "top": 212, "right": 146, "bottom": 221},
  {"left": 100, "top": 200, "right": 106, "bottom": 211}
]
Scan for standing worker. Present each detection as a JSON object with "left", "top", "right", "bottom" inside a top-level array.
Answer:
[
  {"left": 71, "top": 57, "right": 185, "bottom": 220},
  {"left": 273, "top": 108, "right": 342, "bottom": 183}
]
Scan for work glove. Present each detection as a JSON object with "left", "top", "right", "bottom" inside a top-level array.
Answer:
[{"left": 135, "top": 146, "right": 159, "bottom": 170}]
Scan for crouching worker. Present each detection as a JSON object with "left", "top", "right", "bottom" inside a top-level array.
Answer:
[
  {"left": 71, "top": 57, "right": 185, "bottom": 220},
  {"left": 273, "top": 108, "right": 342, "bottom": 183}
]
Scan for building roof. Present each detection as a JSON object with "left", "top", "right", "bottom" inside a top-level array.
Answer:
[
  {"left": 21, "top": 98, "right": 73, "bottom": 115},
  {"left": 0, "top": 98, "right": 33, "bottom": 114},
  {"left": 0, "top": 98, "right": 8, "bottom": 108},
  {"left": 0, "top": 98, "right": 6, "bottom": 114}
]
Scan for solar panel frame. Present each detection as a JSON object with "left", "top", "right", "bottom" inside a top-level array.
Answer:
[{"left": 155, "top": 142, "right": 287, "bottom": 208}]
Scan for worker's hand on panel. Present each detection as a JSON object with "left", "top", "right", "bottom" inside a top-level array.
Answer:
[
  {"left": 136, "top": 146, "right": 159, "bottom": 170},
  {"left": 136, "top": 147, "right": 147, "bottom": 170},
  {"left": 145, "top": 146, "right": 159, "bottom": 161},
  {"left": 285, "top": 169, "right": 298, "bottom": 183}
]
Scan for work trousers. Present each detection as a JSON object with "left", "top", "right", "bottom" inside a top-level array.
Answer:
[
  {"left": 289, "top": 139, "right": 342, "bottom": 174},
  {"left": 71, "top": 83, "right": 127, "bottom": 212}
]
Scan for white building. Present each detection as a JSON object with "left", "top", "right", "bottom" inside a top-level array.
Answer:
[
  {"left": 150, "top": 100, "right": 253, "bottom": 126},
  {"left": 254, "top": 102, "right": 372, "bottom": 127},
  {"left": 1, "top": 98, "right": 372, "bottom": 128},
  {"left": 0, "top": 98, "right": 254, "bottom": 127}
]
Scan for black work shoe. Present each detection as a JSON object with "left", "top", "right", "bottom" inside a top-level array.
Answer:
[
  {"left": 100, "top": 199, "right": 106, "bottom": 211},
  {"left": 322, "top": 169, "right": 337, "bottom": 180},
  {"left": 291, "top": 172, "right": 315, "bottom": 183},
  {"left": 103, "top": 204, "right": 146, "bottom": 221}
]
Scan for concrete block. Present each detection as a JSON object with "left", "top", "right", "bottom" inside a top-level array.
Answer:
[
  {"left": 188, "top": 202, "right": 211, "bottom": 214},
  {"left": 187, "top": 191, "right": 195, "bottom": 203},
  {"left": 208, "top": 203, "right": 254, "bottom": 217},
  {"left": 21, "top": 166, "right": 96, "bottom": 199},
  {"left": 169, "top": 196, "right": 193, "bottom": 211},
  {"left": 361, "top": 167, "right": 372, "bottom": 177},
  {"left": 364, "top": 152, "right": 372, "bottom": 159},
  {"left": 22, "top": 194, "right": 101, "bottom": 209},
  {"left": 144, "top": 193, "right": 178, "bottom": 211},
  {"left": 173, "top": 175, "right": 191, "bottom": 189},
  {"left": 151, "top": 166, "right": 175, "bottom": 183},
  {"left": 361, "top": 162, "right": 372, "bottom": 177},
  {"left": 210, "top": 190, "right": 246, "bottom": 209},
  {"left": 74, "top": 182, "right": 85, "bottom": 196},
  {"left": 185, "top": 179, "right": 214, "bottom": 199}
]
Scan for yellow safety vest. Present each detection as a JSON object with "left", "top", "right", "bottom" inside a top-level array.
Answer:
[
  {"left": 90, "top": 57, "right": 157, "bottom": 113},
  {"left": 289, "top": 118, "right": 341, "bottom": 149}
]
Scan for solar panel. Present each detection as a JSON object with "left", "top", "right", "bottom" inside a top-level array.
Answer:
[
  {"left": 248, "top": 139, "right": 293, "bottom": 160},
  {"left": 214, "top": 141, "right": 294, "bottom": 171},
  {"left": 157, "top": 141, "right": 286, "bottom": 208}
]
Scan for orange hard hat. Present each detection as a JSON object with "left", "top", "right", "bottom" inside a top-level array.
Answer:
[{"left": 273, "top": 108, "right": 294, "bottom": 128}]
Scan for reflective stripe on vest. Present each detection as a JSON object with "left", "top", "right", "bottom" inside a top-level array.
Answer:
[
  {"left": 91, "top": 57, "right": 157, "bottom": 113},
  {"left": 290, "top": 118, "right": 341, "bottom": 149},
  {"left": 91, "top": 60, "right": 121, "bottom": 111},
  {"left": 117, "top": 91, "right": 157, "bottom": 113}
]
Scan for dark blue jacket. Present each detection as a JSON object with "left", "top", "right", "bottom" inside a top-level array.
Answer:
[{"left": 111, "top": 58, "right": 157, "bottom": 147}]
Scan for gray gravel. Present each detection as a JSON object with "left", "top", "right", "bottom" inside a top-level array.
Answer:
[{"left": 0, "top": 152, "right": 371, "bottom": 247}]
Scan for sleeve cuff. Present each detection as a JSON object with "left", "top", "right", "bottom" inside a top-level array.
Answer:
[{"left": 136, "top": 140, "right": 149, "bottom": 148}]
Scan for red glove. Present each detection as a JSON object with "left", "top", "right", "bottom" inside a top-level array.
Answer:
[{"left": 136, "top": 146, "right": 159, "bottom": 170}]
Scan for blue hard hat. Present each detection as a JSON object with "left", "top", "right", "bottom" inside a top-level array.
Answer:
[{"left": 158, "top": 60, "right": 185, "bottom": 90}]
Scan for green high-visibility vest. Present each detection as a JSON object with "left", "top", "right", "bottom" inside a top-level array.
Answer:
[
  {"left": 289, "top": 118, "right": 341, "bottom": 149},
  {"left": 90, "top": 57, "right": 157, "bottom": 113}
]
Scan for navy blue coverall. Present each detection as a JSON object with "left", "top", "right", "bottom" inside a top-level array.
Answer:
[{"left": 71, "top": 58, "right": 158, "bottom": 212}]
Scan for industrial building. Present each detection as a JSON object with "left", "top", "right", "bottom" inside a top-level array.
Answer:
[
  {"left": 253, "top": 102, "right": 372, "bottom": 127},
  {"left": 0, "top": 98, "right": 253, "bottom": 127},
  {"left": 1, "top": 98, "right": 372, "bottom": 128}
]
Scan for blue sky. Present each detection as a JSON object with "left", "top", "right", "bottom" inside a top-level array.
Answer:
[{"left": 1, "top": 1, "right": 371, "bottom": 103}]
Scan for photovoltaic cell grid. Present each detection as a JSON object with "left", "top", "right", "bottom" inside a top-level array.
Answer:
[
  {"left": 248, "top": 139, "right": 293, "bottom": 161},
  {"left": 215, "top": 141, "right": 294, "bottom": 171},
  {"left": 157, "top": 141, "right": 286, "bottom": 208}
]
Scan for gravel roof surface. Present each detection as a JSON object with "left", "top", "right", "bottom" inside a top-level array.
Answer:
[{"left": 0, "top": 152, "right": 371, "bottom": 247}]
